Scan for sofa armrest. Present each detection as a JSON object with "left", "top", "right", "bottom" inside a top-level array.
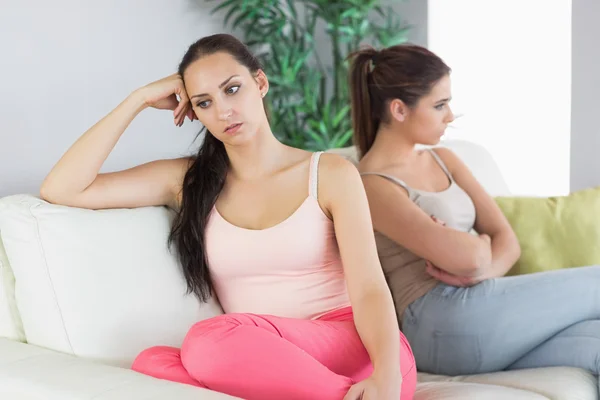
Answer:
[{"left": 0, "top": 339, "right": 239, "bottom": 400}]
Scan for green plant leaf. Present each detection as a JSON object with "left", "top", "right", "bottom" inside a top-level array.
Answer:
[
  {"left": 223, "top": 4, "right": 242, "bottom": 26},
  {"left": 285, "top": 0, "right": 297, "bottom": 19},
  {"left": 332, "top": 104, "right": 350, "bottom": 127},
  {"left": 330, "top": 128, "right": 353, "bottom": 148},
  {"left": 210, "top": 0, "right": 240, "bottom": 15},
  {"left": 231, "top": 9, "right": 253, "bottom": 30}
]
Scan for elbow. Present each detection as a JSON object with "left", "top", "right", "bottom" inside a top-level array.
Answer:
[
  {"left": 465, "top": 260, "right": 484, "bottom": 277},
  {"left": 39, "top": 181, "right": 54, "bottom": 202},
  {"left": 465, "top": 240, "right": 492, "bottom": 276},
  {"left": 39, "top": 185, "right": 59, "bottom": 204},
  {"left": 39, "top": 180, "right": 67, "bottom": 204},
  {"left": 510, "top": 236, "right": 522, "bottom": 264}
]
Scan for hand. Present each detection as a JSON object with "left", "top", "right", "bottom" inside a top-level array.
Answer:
[
  {"left": 343, "top": 375, "right": 400, "bottom": 400},
  {"left": 431, "top": 215, "right": 446, "bottom": 227},
  {"left": 137, "top": 73, "right": 196, "bottom": 127},
  {"left": 425, "top": 260, "right": 484, "bottom": 287}
]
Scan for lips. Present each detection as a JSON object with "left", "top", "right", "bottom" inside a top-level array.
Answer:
[{"left": 224, "top": 123, "right": 242, "bottom": 134}]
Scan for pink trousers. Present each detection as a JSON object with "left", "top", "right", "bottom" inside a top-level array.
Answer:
[{"left": 132, "top": 307, "right": 417, "bottom": 400}]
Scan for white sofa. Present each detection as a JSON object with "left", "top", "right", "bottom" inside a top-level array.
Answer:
[{"left": 0, "top": 139, "right": 596, "bottom": 400}]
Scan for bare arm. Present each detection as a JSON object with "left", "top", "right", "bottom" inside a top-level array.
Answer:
[
  {"left": 320, "top": 154, "right": 401, "bottom": 398},
  {"left": 40, "top": 74, "right": 195, "bottom": 210},
  {"left": 362, "top": 174, "right": 491, "bottom": 277},
  {"left": 434, "top": 148, "right": 520, "bottom": 278}
]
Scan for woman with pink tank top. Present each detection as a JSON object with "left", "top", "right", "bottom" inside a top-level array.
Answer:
[
  {"left": 40, "top": 34, "right": 416, "bottom": 400},
  {"left": 348, "top": 43, "right": 600, "bottom": 395}
]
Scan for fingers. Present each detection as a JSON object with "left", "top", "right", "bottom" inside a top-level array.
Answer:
[
  {"left": 173, "top": 99, "right": 187, "bottom": 125},
  {"left": 172, "top": 76, "right": 191, "bottom": 127},
  {"left": 425, "top": 261, "right": 439, "bottom": 278},
  {"left": 174, "top": 104, "right": 189, "bottom": 127},
  {"left": 426, "top": 261, "right": 460, "bottom": 286},
  {"left": 343, "top": 385, "right": 364, "bottom": 400},
  {"left": 431, "top": 215, "right": 446, "bottom": 226},
  {"left": 343, "top": 391, "right": 362, "bottom": 400},
  {"left": 173, "top": 104, "right": 197, "bottom": 127},
  {"left": 186, "top": 107, "right": 197, "bottom": 121}
]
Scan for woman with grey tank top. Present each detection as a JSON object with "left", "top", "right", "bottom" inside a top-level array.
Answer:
[{"left": 347, "top": 44, "right": 600, "bottom": 391}]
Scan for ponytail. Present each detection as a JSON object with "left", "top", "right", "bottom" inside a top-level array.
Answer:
[{"left": 348, "top": 48, "right": 379, "bottom": 158}]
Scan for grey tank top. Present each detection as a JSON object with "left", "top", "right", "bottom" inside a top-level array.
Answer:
[{"left": 361, "top": 150, "right": 476, "bottom": 328}]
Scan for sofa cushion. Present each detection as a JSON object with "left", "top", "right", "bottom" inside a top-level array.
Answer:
[
  {"left": 0, "top": 195, "right": 223, "bottom": 368},
  {"left": 414, "top": 382, "right": 548, "bottom": 400},
  {"left": 496, "top": 186, "right": 600, "bottom": 276},
  {"left": 0, "top": 236, "right": 25, "bottom": 342},
  {"left": 417, "top": 366, "right": 597, "bottom": 399},
  {"left": 0, "top": 338, "right": 239, "bottom": 400}
]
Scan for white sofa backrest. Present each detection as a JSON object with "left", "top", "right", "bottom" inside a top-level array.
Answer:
[
  {"left": 0, "top": 236, "right": 25, "bottom": 342},
  {"left": 327, "top": 139, "right": 511, "bottom": 197},
  {"left": 0, "top": 195, "right": 223, "bottom": 368},
  {"left": 438, "top": 140, "right": 511, "bottom": 197}
]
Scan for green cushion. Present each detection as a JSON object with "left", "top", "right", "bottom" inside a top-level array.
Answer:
[{"left": 495, "top": 186, "right": 600, "bottom": 276}]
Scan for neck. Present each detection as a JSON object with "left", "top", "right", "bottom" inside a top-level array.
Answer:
[
  {"left": 224, "top": 122, "right": 288, "bottom": 181},
  {"left": 368, "top": 124, "right": 419, "bottom": 163}
]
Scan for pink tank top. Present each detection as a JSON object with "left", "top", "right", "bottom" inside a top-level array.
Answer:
[{"left": 205, "top": 152, "right": 351, "bottom": 320}]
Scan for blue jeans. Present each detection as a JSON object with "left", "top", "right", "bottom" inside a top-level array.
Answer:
[{"left": 402, "top": 266, "right": 600, "bottom": 382}]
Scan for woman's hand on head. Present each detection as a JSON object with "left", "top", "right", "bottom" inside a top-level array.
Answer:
[{"left": 137, "top": 73, "right": 197, "bottom": 127}]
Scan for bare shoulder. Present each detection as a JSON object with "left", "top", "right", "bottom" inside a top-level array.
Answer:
[
  {"left": 318, "top": 152, "right": 360, "bottom": 184},
  {"left": 432, "top": 147, "right": 465, "bottom": 174},
  {"left": 316, "top": 153, "right": 369, "bottom": 220},
  {"left": 317, "top": 153, "right": 363, "bottom": 206}
]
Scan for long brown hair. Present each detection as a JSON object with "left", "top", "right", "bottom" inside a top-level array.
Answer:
[
  {"left": 348, "top": 45, "right": 451, "bottom": 158},
  {"left": 169, "top": 34, "right": 266, "bottom": 302}
]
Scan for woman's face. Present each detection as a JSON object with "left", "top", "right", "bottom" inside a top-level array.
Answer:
[
  {"left": 404, "top": 74, "right": 455, "bottom": 145},
  {"left": 183, "top": 52, "right": 268, "bottom": 145}
]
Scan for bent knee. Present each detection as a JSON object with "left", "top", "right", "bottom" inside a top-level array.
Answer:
[
  {"left": 183, "top": 315, "right": 244, "bottom": 343},
  {"left": 181, "top": 315, "right": 243, "bottom": 362}
]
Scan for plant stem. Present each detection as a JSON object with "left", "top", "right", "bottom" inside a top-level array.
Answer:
[{"left": 332, "top": 26, "right": 341, "bottom": 104}]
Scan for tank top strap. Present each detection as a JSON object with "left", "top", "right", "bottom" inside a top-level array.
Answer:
[
  {"left": 309, "top": 152, "right": 323, "bottom": 199},
  {"left": 428, "top": 149, "right": 453, "bottom": 181},
  {"left": 360, "top": 172, "right": 417, "bottom": 200}
]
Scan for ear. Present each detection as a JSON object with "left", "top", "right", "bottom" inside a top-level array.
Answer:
[
  {"left": 254, "top": 69, "right": 269, "bottom": 98},
  {"left": 388, "top": 99, "right": 408, "bottom": 123}
]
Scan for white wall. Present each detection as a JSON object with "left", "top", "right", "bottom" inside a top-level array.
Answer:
[
  {"left": 0, "top": 0, "right": 222, "bottom": 197},
  {"left": 571, "top": 0, "right": 600, "bottom": 192},
  {"left": 390, "top": 0, "right": 427, "bottom": 47},
  {"left": 429, "top": 0, "right": 572, "bottom": 197}
]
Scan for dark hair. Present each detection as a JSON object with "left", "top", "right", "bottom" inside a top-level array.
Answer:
[
  {"left": 348, "top": 44, "right": 451, "bottom": 158},
  {"left": 168, "top": 34, "right": 264, "bottom": 302}
]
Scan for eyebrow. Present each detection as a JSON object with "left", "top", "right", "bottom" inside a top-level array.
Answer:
[
  {"left": 190, "top": 75, "right": 240, "bottom": 100},
  {"left": 436, "top": 97, "right": 452, "bottom": 104}
]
